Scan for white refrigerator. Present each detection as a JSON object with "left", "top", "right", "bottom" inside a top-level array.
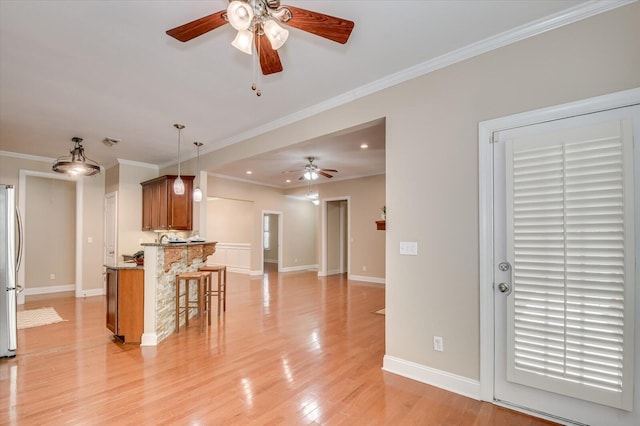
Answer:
[{"left": 1, "top": 184, "right": 21, "bottom": 358}]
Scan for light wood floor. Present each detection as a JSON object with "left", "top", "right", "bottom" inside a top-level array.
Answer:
[{"left": 1, "top": 267, "right": 556, "bottom": 425}]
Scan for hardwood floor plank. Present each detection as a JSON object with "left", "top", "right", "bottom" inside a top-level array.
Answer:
[{"left": 0, "top": 269, "right": 556, "bottom": 425}]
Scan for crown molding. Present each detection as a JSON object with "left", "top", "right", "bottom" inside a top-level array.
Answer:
[
  {"left": 0, "top": 150, "right": 55, "bottom": 163},
  {"left": 206, "top": 0, "right": 635, "bottom": 153},
  {"left": 117, "top": 158, "right": 159, "bottom": 170}
]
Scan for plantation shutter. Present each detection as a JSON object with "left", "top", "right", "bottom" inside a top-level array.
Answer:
[{"left": 504, "top": 119, "right": 635, "bottom": 410}]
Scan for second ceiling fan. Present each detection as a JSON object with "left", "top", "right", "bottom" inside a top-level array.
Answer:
[
  {"left": 166, "top": 0, "right": 355, "bottom": 75},
  {"left": 284, "top": 157, "right": 338, "bottom": 181}
]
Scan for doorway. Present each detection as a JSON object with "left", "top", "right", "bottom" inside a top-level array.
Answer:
[
  {"left": 479, "top": 90, "right": 640, "bottom": 425},
  {"left": 321, "top": 197, "right": 349, "bottom": 277},
  {"left": 18, "top": 170, "right": 82, "bottom": 305},
  {"left": 262, "top": 211, "right": 283, "bottom": 273}
]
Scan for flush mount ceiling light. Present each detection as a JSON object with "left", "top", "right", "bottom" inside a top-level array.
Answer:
[
  {"left": 52, "top": 137, "right": 101, "bottom": 176},
  {"left": 173, "top": 124, "right": 185, "bottom": 195},
  {"left": 166, "top": 1, "right": 354, "bottom": 95}
]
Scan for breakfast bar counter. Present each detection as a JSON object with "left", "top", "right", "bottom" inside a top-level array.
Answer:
[{"left": 139, "top": 241, "right": 217, "bottom": 346}]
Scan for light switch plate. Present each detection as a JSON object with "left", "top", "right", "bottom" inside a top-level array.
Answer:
[{"left": 399, "top": 241, "right": 418, "bottom": 255}]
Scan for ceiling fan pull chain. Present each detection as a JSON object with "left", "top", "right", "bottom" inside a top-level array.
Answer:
[{"left": 251, "top": 27, "right": 262, "bottom": 96}]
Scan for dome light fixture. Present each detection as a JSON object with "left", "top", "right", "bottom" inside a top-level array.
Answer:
[{"left": 52, "top": 137, "right": 101, "bottom": 176}]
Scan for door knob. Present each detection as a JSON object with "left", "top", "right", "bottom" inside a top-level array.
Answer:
[{"left": 498, "top": 282, "right": 511, "bottom": 295}]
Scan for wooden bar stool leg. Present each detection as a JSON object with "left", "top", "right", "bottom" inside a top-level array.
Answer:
[
  {"left": 206, "top": 274, "right": 212, "bottom": 326},
  {"left": 222, "top": 267, "right": 227, "bottom": 312},
  {"left": 217, "top": 270, "right": 222, "bottom": 317},
  {"left": 198, "top": 276, "right": 204, "bottom": 334},
  {"left": 175, "top": 277, "right": 180, "bottom": 334},
  {"left": 185, "top": 279, "right": 190, "bottom": 328}
]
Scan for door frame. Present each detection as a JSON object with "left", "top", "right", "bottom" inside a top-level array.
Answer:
[
  {"left": 319, "top": 196, "right": 350, "bottom": 277},
  {"left": 18, "top": 169, "right": 83, "bottom": 304},
  {"left": 478, "top": 88, "right": 640, "bottom": 406},
  {"left": 104, "top": 191, "right": 118, "bottom": 270},
  {"left": 261, "top": 210, "right": 283, "bottom": 272}
]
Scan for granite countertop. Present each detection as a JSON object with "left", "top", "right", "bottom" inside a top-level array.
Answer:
[
  {"left": 141, "top": 241, "right": 217, "bottom": 247},
  {"left": 104, "top": 262, "right": 144, "bottom": 270}
]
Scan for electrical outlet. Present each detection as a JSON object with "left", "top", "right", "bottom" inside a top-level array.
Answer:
[
  {"left": 49, "top": 273, "right": 56, "bottom": 280},
  {"left": 433, "top": 336, "right": 444, "bottom": 352}
]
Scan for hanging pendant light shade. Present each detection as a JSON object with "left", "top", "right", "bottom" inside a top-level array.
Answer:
[
  {"left": 193, "top": 141, "right": 204, "bottom": 202},
  {"left": 52, "top": 137, "right": 101, "bottom": 176},
  {"left": 173, "top": 124, "right": 185, "bottom": 195}
]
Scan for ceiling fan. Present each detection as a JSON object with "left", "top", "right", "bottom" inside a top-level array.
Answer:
[
  {"left": 166, "top": 0, "right": 355, "bottom": 76},
  {"left": 284, "top": 157, "right": 338, "bottom": 181}
]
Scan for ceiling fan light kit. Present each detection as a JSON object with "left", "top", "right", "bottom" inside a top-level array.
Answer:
[
  {"left": 166, "top": 0, "right": 354, "bottom": 95},
  {"left": 231, "top": 29, "right": 254, "bottom": 54},
  {"left": 283, "top": 156, "right": 338, "bottom": 182},
  {"left": 227, "top": 1, "right": 254, "bottom": 30},
  {"left": 52, "top": 137, "right": 101, "bottom": 176}
]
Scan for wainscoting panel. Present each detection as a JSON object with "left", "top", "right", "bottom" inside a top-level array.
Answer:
[{"left": 206, "top": 243, "right": 251, "bottom": 274}]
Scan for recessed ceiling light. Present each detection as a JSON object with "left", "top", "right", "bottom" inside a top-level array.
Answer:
[
  {"left": 360, "top": 143, "right": 368, "bottom": 149},
  {"left": 246, "top": 170, "right": 252, "bottom": 175},
  {"left": 285, "top": 179, "right": 291, "bottom": 183}
]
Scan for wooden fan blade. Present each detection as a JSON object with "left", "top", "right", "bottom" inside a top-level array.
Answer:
[
  {"left": 281, "top": 6, "right": 354, "bottom": 44},
  {"left": 166, "top": 11, "right": 228, "bottom": 42},
  {"left": 320, "top": 168, "right": 338, "bottom": 173},
  {"left": 319, "top": 171, "right": 334, "bottom": 179},
  {"left": 255, "top": 32, "right": 283, "bottom": 75}
]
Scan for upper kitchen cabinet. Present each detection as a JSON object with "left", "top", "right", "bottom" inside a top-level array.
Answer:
[{"left": 141, "top": 175, "right": 194, "bottom": 231}]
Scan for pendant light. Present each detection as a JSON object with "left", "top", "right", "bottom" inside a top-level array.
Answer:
[
  {"left": 193, "top": 141, "right": 203, "bottom": 202},
  {"left": 173, "top": 124, "right": 185, "bottom": 195},
  {"left": 52, "top": 137, "right": 101, "bottom": 176}
]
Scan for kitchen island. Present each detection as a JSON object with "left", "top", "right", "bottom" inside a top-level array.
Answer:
[
  {"left": 139, "top": 241, "right": 217, "bottom": 346},
  {"left": 104, "top": 262, "right": 144, "bottom": 343}
]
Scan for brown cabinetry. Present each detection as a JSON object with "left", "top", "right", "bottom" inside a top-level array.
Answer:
[
  {"left": 141, "top": 175, "right": 194, "bottom": 231},
  {"left": 106, "top": 267, "right": 144, "bottom": 343}
]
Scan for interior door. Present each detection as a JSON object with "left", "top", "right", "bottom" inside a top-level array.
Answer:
[
  {"left": 494, "top": 106, "right": 639, "bottom": 425},
  {"left": 104, "top": 192, "right": 117, "bottom": 267}
]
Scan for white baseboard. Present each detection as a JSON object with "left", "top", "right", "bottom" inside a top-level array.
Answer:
[
  {"left": 349, "top": 274, "right": 386, "bottom": 285},
  {"left": 327, "top": 269, "right": 343, "bottom": 275},
  {"left": 78, "top": 288, "right": 104, "bottom": 298},
  {"left": 225, "top": 266, "right": 251, "bottom": 275},
  {"left": 280, "top": 264, "right": 318, "bottom": 273},
  {"left": 23, "top": 285, "right": 104, "bottom": 298},
  {"left": 24, "top": 284, "right": 75, "bottom": 295},
  {"left": 140, "top": 333, "right": 158, "bottom": 346},
  {"left": 382, "top": 355, "right": 480, "bottom": 401}
]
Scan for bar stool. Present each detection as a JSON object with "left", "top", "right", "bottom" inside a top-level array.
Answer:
[
  {"left": 198, "top": 265, "right": 227, "bottom": 317},
  {"left": 175, "top": 271, "right": 212, "bottom": 334}
]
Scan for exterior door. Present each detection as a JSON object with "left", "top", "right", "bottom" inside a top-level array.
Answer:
[{"left": 493, "top": 106, "right": 639, "bottom": 425}]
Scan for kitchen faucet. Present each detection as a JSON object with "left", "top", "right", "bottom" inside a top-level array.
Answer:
[{"left": 158, "top": 234, "right": 169, "bottom": 244}]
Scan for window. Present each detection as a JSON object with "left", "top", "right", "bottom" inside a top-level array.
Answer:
[{"left": 263, "top": 215, "right": 270, "bottom": 250}]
